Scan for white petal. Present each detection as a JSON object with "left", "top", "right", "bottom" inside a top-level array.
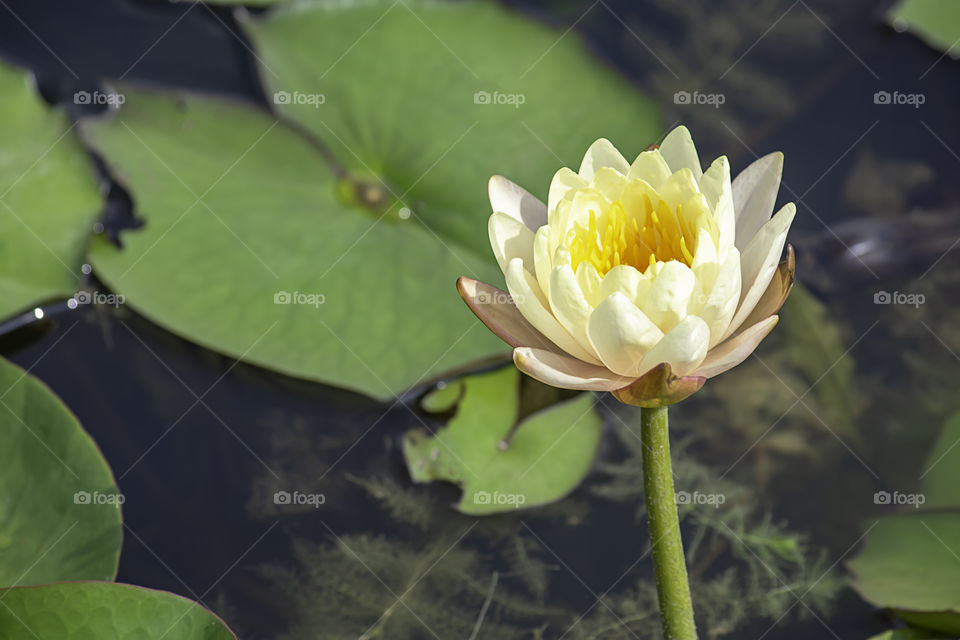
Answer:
[
  {"left": 456, "top": 277, "right": 555, "bottom": 350},
  {"left": 579, "top": 138, "right": 630, "bottom": 180},
  {"left": 488, "top": 175, "right": 547, "bottom": 231},
  {"left": 641, "top": 260, "right": 696, "bottom": 332},
  {"left": 597, "top": 264, "right": 650, "bottom": 305},
  {"left": 589, "top": 167, "right": 629, "bottom": 202},
  {"left": 628, "top": 149, "right": 672, "bottom": 188},
  {"left": 732, "top": 152, "right": 784, "bottom": 251},
  {"left": 514, "top": 347, "right": 634, "bottom": 391},
  {"left": 723, "top": 203, "right": 795, "bottom": 339},
  {"left": 657, "top": 168, "right": 701, "bottom": 212},
  {"left": 636, "top": 315, "right": 710, "bottom": 376},
  {"left": 659, "top": 126, "right": 703, "bottom": 181},
  {"left": 575, "top": 262, "right": 602, "bottom": 307},
  {"left": 699, "top": 156, "right": 735, "bottom": 255},
  {"left": 695, "top": 316, "right": 778, "bottom": 378},
  {"left": 504, "top": 258, "right": 601, "bottom": 364},
  {"left": 586, "top": 293, "right": 664, "bottom": 376},
  {"left": 548, "top": 168, "right": 587, "bottom": 215},
  {"left": 533, "top": 225, "right": 553, "bottom": 298},
  {"left": 488, "top": 212, "right": 535, "bottom": 275},
  {"left": 698, "top": 248, "right": 742, "bottom": 348},
  {"left": 548, "top": 264, "right": 599, "bottom": 358}
]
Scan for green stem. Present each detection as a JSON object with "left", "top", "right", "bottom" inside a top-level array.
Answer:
[{"left": 641, "top": 405, "right": 697, "bottom": 640}]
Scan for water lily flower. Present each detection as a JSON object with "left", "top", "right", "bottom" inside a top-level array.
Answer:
[{"left": 458, "top": 126, "right": 795, "bottom": 407}]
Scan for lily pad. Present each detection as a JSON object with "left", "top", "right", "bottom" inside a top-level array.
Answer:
[
  {"left": 82, "top": 88, "right": 503, "bottom": 401},
  {"left": 403, "top": 366, "right": 602, "bottom": 515},
  {"left": 0, "top": 356, "right": 122, "bottom": 587},
  {"left": 0, "top": 61, "right": 101, "bottom": 320},
  {"left": 240, "top": 0, "right": 662, "bottom": 259},
  {"left": 848, "top": 412, "right": 960, "bottom": 636},
  {"left": 84, "top": 0, "right": 661, "bottom": 401},
  {"left": 0, "top": 582, "right": 236, "bottom": 639},
  {"left": 887, "top": 0, "right": 960, "bottom": 56}
]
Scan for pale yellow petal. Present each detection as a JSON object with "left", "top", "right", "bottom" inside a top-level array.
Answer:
[
  {"left": 695, "top": 316, "right": 778, "bottom": 378},
  {"left": 488, "top": 212, "right": 535, "bottom": 275},
  {"left": 659, "top": 126, "right": 703, "bottom": 181},
  {"left": 548, "top": 264, "right": 599, "bottom": 358},
  {"left": 636, "top": 315, "right": 710, "bottom": 376},
  {"left": 456, "top": 277, "right": 555, "bottom": 350},
  {"left": 579, "top": 138, "right": 630, "bottom": 179},
  {"left": 628, "top": 148, "right": 673, "bottom": 188},
  {"left": 641, "top": 260, "right": 696, "bottom": 332},
  {"left": 514, "top": 347, "right": 634, "bottom": 391},
  {"left": 586, "top": 293, "right": 664, "bottom": 376},
  {"left": 723, "top": 202, "right": 795, "bottom": 339},
  {"left": 504, "top": 258, "right": 601, "bottom": 364},
  {"left": 732, "top": 152, "right": 784, "bottom": 251},
  {"left": 488, "top": 175, "right": 547, "bottom": 231}
]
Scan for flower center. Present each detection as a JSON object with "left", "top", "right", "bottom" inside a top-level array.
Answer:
[{"left": 566, "top": 195, "right": 698, "bottom": 276}]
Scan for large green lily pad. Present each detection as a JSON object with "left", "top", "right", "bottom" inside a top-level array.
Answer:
[
  {"left": 84, "top": 0, "right": 660, "bottom": 400},
  {"left": 0, "top": 61, "right": 101, "bottom": 320},
  {"left": 887, "top": 0, "right": 960, "bottom": 56},
  {"left": 0, "top": 582, "right": 236, "bottom": 639},
  {"left": 240, "top": 0, "right": 662, "bottom": 259},
  {"left": 848, "top": 412, "right": 960, "bottom": 636},
  {"left": 0, "top": 357, "right": 122, "bottom": 586},
  {"left": 82, "top": 89, "right": 502, "bottom": 400},
  {"left": 403, "top": 366, "right": 602, "bottom": 515}
]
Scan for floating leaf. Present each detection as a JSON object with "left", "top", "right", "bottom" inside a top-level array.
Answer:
[
  {"left": 848, "top": 513, "right": 960, "bottom": 636},
  {"left": 916, "top": 411, "right": 960, "bottom": 509},
  {"left": 83, "top": 0, "right": 660, "bottom": 400},
  {"left": 0, "top": 61, "right": 100, "bottom": 320},
  {"left": 82, "top": 89, "right": 503, "bottom": 401},
  {"left": 0, "top": 582, "right": 236, "bottom": 639},
  {"left": 240, "top": 0, "right": 662, "bottom": 259},
  {"left": 887, "top": 0, "right": 960, "bottom": 56},
  {"left": 865, "top": 629, "right": 949, "bottom": 640},
  {"left": 848, "top": 412, "right": 960, "bottom": 636},
  {"left": 403, "top": 366, "right": 602, "bottom": 515},
  {"left": 0, "top": 357, "right": 122, "bottom": 587}
]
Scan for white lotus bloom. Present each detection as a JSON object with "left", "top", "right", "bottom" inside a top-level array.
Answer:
[{"left": 458, "top": 126, "right": 796, "bottom": 406}]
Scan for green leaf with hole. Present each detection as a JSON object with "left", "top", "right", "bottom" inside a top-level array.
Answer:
[
  {"left": 887, "top": 0, "right": 960, "bottom": 56},
  {"left": 847, "top": 412, "right": 960, "bottom": 636},
  {"left": 83, "top": 0, "right": 660, "bottom": 400},
  {"left": 403, "top": 366, "right": 602, "bottom": 515},
  {"left": 0, "top": 61, "right": 101, "bottom": 321},
  {"left": 81, "top": 89, "right": 503, "bottom": 401},
  {"left": 0, "top": 582, "right": 236, "bottom": 639},
  {"left": 0, "top": 356, "right": 122, "bottom": 586}
]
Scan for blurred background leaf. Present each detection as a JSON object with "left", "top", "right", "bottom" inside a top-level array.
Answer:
[{"left": 0, "top": 62, "right": 100, "bottom": 321}]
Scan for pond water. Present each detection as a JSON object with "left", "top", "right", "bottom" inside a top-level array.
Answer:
[{"left": 1, "top": 0, "right": 959, "bottom": 638}]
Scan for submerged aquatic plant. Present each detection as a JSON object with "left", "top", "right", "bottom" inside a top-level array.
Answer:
[{"left": 459, "top": 126, "right": 795, "bottom": 639}]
